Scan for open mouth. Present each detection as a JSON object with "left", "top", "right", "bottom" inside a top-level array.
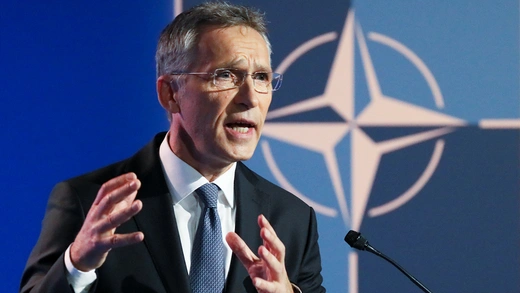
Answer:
[{"left": 226, "top": 121, "right": 255, "bottom": 133}]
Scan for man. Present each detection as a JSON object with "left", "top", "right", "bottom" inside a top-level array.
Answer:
[{"left": 20, "top": 2, "right": 325, "bottom": 293}]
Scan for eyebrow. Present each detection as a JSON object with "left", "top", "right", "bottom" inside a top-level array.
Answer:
[{"left": 218, "top": 59, "right": 271, "bottom": 72}]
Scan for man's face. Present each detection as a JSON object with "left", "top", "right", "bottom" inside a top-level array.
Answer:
[{"left": 170, "top": 25, "right": 272, "bottom": 175}]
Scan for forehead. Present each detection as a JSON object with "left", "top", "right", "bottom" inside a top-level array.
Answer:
[{"left": 194, "top": 25, "right": 271, "bottom": 70}]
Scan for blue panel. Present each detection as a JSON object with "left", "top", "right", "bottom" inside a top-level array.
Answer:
[{"left": 1, "top": 1, "right": 172, "bottom": 291}]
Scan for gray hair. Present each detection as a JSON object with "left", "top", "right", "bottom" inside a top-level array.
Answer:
[{"left": 155, "top": 2, "right": 272, "bottom": 78}]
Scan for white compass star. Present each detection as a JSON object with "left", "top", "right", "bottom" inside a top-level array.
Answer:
[{"left": 261, "top": 9, "right": 465, "bottom": 231}]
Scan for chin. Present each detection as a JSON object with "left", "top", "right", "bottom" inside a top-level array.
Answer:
[
  {"left": 230, "top": 152, "right": 254, "bottom": 162},
  {"left": 226, "top": 145, "right": 256, "bottom": 162}
]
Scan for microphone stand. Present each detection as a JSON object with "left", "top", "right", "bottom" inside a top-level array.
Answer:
[
  {"left": 345, "top": 230, "right": 434, "bottom": 293},
  {"left": 363, "top": 242, "right": 433, "bottom": 293}
]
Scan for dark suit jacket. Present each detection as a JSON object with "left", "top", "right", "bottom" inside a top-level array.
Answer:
[{"left": 20, "top": 132, "right": 325, "bottom": 293}]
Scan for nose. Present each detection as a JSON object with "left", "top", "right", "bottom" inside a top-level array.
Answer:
[{"left": 234, "top": 75, "right": 259, "bottom": 109}]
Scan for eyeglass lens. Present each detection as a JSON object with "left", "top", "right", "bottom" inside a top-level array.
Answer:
[{"left": 213, "top": 69, "right": 282, "bottom": 92}]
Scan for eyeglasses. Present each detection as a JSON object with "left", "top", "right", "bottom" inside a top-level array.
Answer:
[{"left": 169, "top": 68, "right": 283, "bottom": 93}]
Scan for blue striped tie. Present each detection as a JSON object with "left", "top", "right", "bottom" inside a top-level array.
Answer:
[{"left": 189, "top": 183, "right": 226, "bottom": 293}]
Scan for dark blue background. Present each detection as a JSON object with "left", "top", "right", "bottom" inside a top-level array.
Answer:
[{"left": 1, "top": 2, "right": 171, "bottom": 291}]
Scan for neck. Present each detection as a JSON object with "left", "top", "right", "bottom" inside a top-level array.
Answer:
[{"left": 167, "top": 132, "right": 233, "bottom": 182}]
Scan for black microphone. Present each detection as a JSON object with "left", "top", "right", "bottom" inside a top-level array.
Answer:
[{"left": 344, "top": 230, "right": 434, "bottom": 293}]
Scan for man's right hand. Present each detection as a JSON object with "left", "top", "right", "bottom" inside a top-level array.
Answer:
[{"left": 70, "top": 172, "right": 144, "bottom": 272}]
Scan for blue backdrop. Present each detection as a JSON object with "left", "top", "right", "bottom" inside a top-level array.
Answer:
[{"left": 2, "top": 1, "right": 519, "bottom": 292}]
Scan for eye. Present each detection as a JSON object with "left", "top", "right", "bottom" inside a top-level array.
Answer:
[
  {"left": 253, "top": 72, "right": 270, "bottom": 82},
  {"left": 214, "top": 69, "right": 235, "bottom": 81}
]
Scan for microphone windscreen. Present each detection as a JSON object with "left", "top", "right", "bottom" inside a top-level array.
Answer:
[
  {"left": 344, "top": 230, "right": 360, "bottom": 246},
  {"left": 344, "top": 230, "right": 367, "bottom": 250}
]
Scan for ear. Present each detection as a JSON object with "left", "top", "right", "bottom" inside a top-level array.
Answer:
[{"left": 157, "top": 75, "right": 180, "bottom": 114}]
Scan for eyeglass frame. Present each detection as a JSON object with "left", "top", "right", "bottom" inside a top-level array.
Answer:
[{"left": 168, "top": 68, "right": 283, "bottom": 93}]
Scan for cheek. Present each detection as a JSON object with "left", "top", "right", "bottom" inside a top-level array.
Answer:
[
  {"left": 259, "top": 97, "right": 272, "bottom": 116},
  {"left": 194, "top": 102, "right": 228, "bottom": 134},
  {"left": 181, "top": 93, "right": 220, "bottom": 120}
]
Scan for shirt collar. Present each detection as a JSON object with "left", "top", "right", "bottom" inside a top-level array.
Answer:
[{"left": 158, "top": 133, "right": 235, "bottom": 208}]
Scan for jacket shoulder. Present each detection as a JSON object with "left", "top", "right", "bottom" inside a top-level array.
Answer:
[
  {"left": 237, "top": 162, "right": 310, "bottom": 210},
  {"left": 64, "top": 132, "right": 166, "bottom": 190}
]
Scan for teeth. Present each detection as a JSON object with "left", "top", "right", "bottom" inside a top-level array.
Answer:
[{"left": 232, "top": 126, "right": 249, "bottom": 133}]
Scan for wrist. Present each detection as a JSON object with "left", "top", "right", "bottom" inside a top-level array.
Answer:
[{"left": 65, "top": 244, "right": 97, "bottom": 288}]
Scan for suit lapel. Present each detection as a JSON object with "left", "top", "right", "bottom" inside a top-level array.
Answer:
[
  {"left": 225, "top": 163, "right": 270, "bottom": 293},
  {"left": 127, "top": 136, "right": 269, "bottom": 293},
  {"left": 129, "top": 133, "right": 191, "bottom": 293}
]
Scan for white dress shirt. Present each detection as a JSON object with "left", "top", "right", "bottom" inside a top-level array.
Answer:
[
  {"left": 65, "top": 134, "right": 237, "bottom": 292},
  {"left": 159, "top": 133, "right": 236, "bottom": 274}
]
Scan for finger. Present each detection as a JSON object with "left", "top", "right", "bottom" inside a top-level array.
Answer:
[
  {"left": 98, "top": 231, "right": 144, "bottom": 250},
  {"left": 260, "top": 227, "right": 286, "bottom": 260},
  {"left": 94, "top": 173, "right": 137, "bottom": 205},
  {"left": 97, "top": 199, "right": 143, "bottom": 232},
  {"left": 225, "top": 232, "right": 260, "bottom": 268},
  {"left": 70, "top": 228, "right": 144, "bottom": 271},
  {"left": 95, "top": 178, "right": 141, "bottom": 217},
  {"left": 247, "top": 262, "right": 267, "bottom": 280},
  {"left": 252, "top": 276, "right": 276, "bottom": 293},
  {"left": 258, "top": 214, "right": 275, "bottom": 233},
  {"left": 258, "top": 215, "right": 285, "bottom": 261},
  {"left": 258, "top": 245, "right": 285, "bottom": 278},
  {"left": 256, "top": 245, "right": 293, "bottom": 293},
  {"left": 258, "top": 214, "right": 277, "bottom": 246}
]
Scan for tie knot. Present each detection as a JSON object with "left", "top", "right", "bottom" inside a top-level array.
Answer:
[{"left": 196, "top": 183, "right": 219, "bottom": 208}]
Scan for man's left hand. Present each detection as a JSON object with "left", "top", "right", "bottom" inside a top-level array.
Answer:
[{"left": 226, "top": 214, "right": 294, "bottom": 293}]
